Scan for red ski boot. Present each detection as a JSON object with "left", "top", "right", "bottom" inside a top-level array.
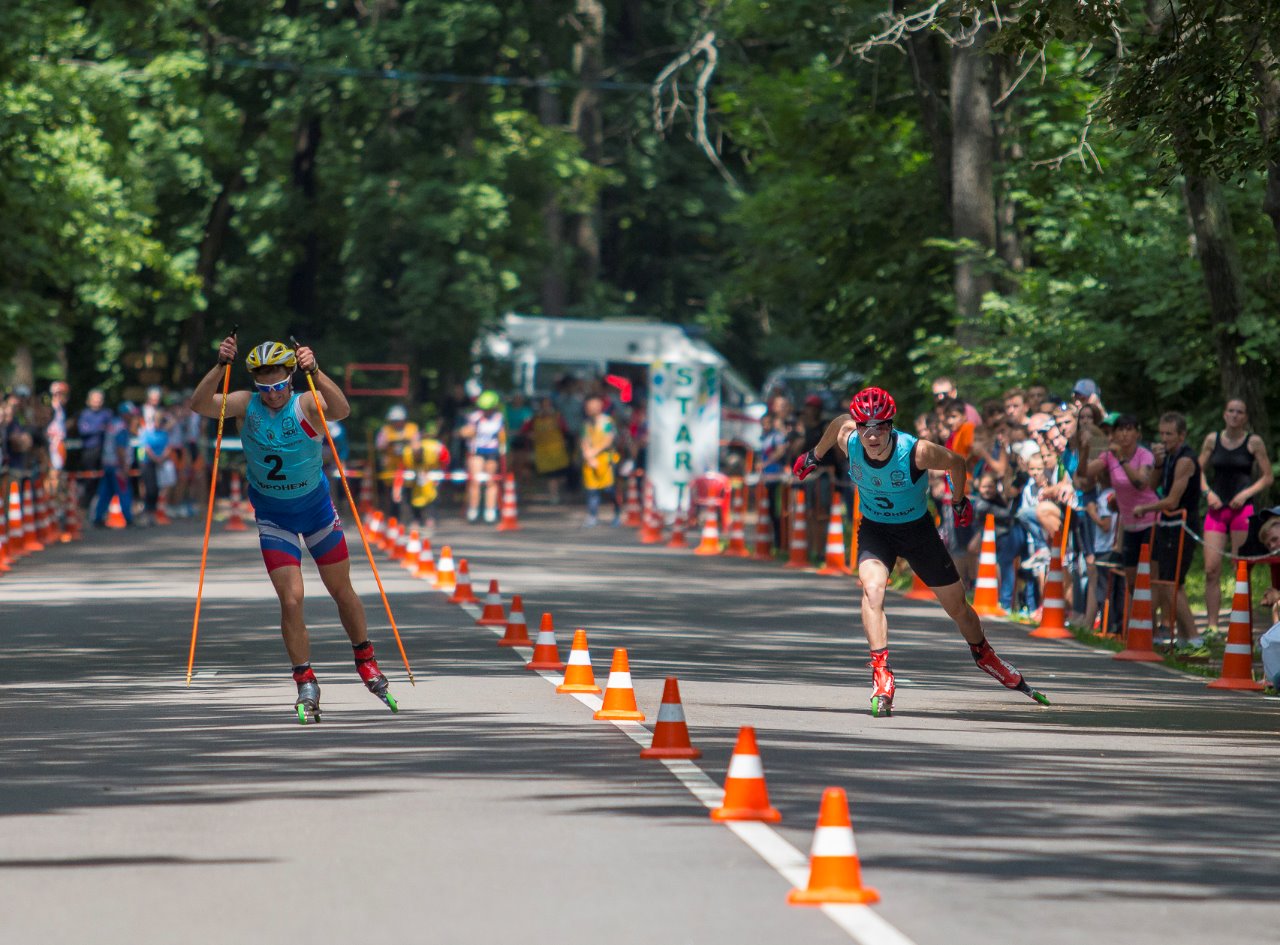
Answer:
[
  {"left": 970, "top": 639, "right": 1050, "bottom": 705},
  {"left": 868, "top": 650, "right": 896, "bottom": 718},
  {"left": 353, "top": 641, "right": 399, "bottom": 713}
]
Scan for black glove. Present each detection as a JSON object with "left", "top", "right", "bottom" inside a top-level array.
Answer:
[
  {"left": 792, "top": 449, "right": 819, "bottom": 481},
  {"left": 951, "top": 495, "right": 974, "bottom": 529}
]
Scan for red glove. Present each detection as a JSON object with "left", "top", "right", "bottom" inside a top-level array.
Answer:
[
  {"left": 951, "top": 496, "right": 974, "bottom": 529},
  {"left": 792, "top": 449, "right": 819, "bottom": 481}
]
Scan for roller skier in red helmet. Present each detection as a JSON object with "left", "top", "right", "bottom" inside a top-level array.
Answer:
[{"left": 794, "top": 386, "right": 1050, "bottom": 717}]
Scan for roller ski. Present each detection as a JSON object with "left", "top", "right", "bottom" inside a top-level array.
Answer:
[
  {"left": 294, "top": 679, "right": 322, "bottom": 725},
  {"left": 868, "top": 650, "right": 896, "bottom": 718},
  {"left": 971, "top": 639, "right": 1051, "bottom": 706},
  {"left": 354, "top": 641, "right": 399, "bottom": 714}
]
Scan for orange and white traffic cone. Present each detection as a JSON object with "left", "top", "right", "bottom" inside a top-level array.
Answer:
[
  {"left": 476, "top": 579, "right": 507, "bottom": 626},
  {"left": 449, "top": 559, "right": 479, "bottom": 604},
  {"left": 498, "top": 594, "right": 533, "bottom": 647},
  {"left": 623, "top": 474, "right": 643, "bottom": 528},
  {"left": 62, "top": 484, "right": 82, "bottom": 543},
  {"left": 593, "top": 648, "right": 646, "bottom": 721},
  {"left": 394, "top": 522, "right": 412, "bottom": 566},
  {"left": 23, "top": 482, "right": 44, "bottom": 553},
  {"left": 0, "top": 521, "right": 11, "bottom": 573},
  {"left": 105, "top": 495, "right": 128, "bottom": 530},
  {"left": 722, "top": 485, "right": 750, "bottom": 557},
  {"left": 787, "top": 787, "right": 880, "bottom": 905},
  {"left": 784, "top": 487, "right": 809, "bottom": 569},
  {"left": 7, "top": 482, "right": 26, "bottom": 558},
  {"left": 402, "top": 529, "right": 422, "bottom": 571},
  {"left": 711, "top": 726, "right": 781, "bottom": 823},
  {"left": 815, "top": 498, "right": 852, "bottom": 576},
  {"left": 639, "top": 481, "right": 664, "bottom": 544},
  {"left": 640, "top": 677, "right": 701, "bottom": 759},
  {"left": 225, "top": 472, "right": 248, "bottom": 531},
  {"left": 414, "top": 538, "right": 436, "bottom": 580},
  {"left": 434, "top": 545, "right": 457, "bottom": 592},
  {"left": 666, "top": 505, "right": 690, "bottom": 549},
  {"left": 525, "top": 613, "right": 565, "bottom": 671},
  {"left": 753, "top": 481, "right": 774, "bottom": 560},
  {"left": 692, "top": 502, "right": 721, "bottom": 556},
  {"left": 358, "top": 465, "right": 376, "bottom": 517},
  {"left": 556, "top": 629, "right": 601, "bottom": 694},
  {"left": 1208, "top": 560, "right": 1265, "bottom": 690},
  {"left": 972, "top": 514, "right": 1005, "bottom": 616},
  {"left": 496, "top": 474, "right": 520, "bottom": 531},
  {"left": 1030, "top": 544, "right": 1071, "bottom": 638},
  {"left": 37, "top": 483, "right": 57, "bottom": 544},
  {"left": 1115, "top": 543, "right": 1162, "bottom": 662},
  {"left": 368, "top": 510, "right": 386, "bottom": 550}
]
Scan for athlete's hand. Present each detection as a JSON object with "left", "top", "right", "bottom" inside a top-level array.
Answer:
[
  {"left": 295, "top": 345, "right": 318, "bottom": 376},
  {"left": 792, "top": 449, "right": 819, "bottom": 481},
  {"left": 951, "top": 495, "right": 974, "bottom": 528},
  {"left": 217, "top": 336, "right": 237, "bottom": 366}
]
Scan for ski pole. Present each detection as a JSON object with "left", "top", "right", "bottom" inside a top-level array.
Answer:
[
  {"left": 290, "top": 336, "right": 416, "bottom": 686},
  {"left": 187, "top": 325, "right": 237, "bottom": 686}
]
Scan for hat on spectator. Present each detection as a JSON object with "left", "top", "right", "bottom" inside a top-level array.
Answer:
[
  {"left": 118, "top": 401, "right": 140, "bottom": 418},
  {"left": 803, "top": 394, "right": 823, "bottom": 408},
  {"left": 1111, "top": 413, "right": 1138, "bottom": 429},
  {"left": 386, "top": 405, "right": 408, "bottom": 422},
  {"left": 1260, "top": 506, "right": 1280, "bottom": 523},
  {"left": 1099, "top": 411, "right": 1121, "bottom": 427},
  {"left": 1072, "top": 378, "right": 1100, "bottom": 399}
]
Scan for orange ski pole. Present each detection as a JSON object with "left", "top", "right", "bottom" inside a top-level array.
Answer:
[
  {"left": 187, "top": 326, "right": 237, "bottom": 686},
  {"left": 291, "top": 337, "right": 415, "bottom": 685}
]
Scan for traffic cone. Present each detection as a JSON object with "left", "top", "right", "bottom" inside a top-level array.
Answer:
[
  {"left": 7, "top": 482, "right": 26, "bottom": 558},
  {"left": 414, "top": 537, "right": 436, "bottom": 580},
  {"left": 722, "top": 485, "right": 750, "bottom": 557},
  {"left": 593, "top": 648, "right": 645, "bottom": 721},
  {"left": 556, "top": 629, "right": 601, "bottom": 694},
  {"left": 1208, "top": 560, "right": 1266, "bottom": 690},
  {"left": 693, "top": 503, "right": 722, "bottom": 555},
  {"left": 496, "top": 474, "right": 520, "bottom": 531},
  {"left": 1030, "top": 544, "right": 1071, "bottom": 638},
  {"left": 449, "top": 559, "right": 479, "bottom": 604},
  {"left": 498, "top": 594, "right": 533, "bottom": 647},
  {"left": 402, "top": 529, "right": 422, "bottom": 571},
  {"left": 37, "top": 482, "right": 57, "bottom": 544},
  {"left": 786, "top": 787, "right": 880, "bottom": 905},
  {"left": 368, "top": 510, "right": 386, "bottom": 550},
  {"left": 105, "top": 494, "right": 128, "bottom": 529},
  {"left": 971, "top": 514, "right": 1005, "bottom": 616},
  {"left": 666, "top": 505, "right": 690, "bottom": 549},
  {"left": 525, "top": 613, "right": 565, "bottom": 671},
  {"left": 225, "top": 471, "right": 248, "bottom": 531},
  {"left": 639, "top": 481, "right": 664, "bottom": 544},
  {"left": 753, "top": 482, "right": 774, "bottom": 560},
  {"left": 23, "top": 481, "right": 44, "bottom": 552},
  {"left": 393, "top": 521, "right": 411, "bottom": 565},
  {"left": 0, "top": 520, "right": 11, "bottom": 573},
  {"left": 816, "top": 497, "right": 852, "bottom": 575},
  {"left": 905, "top": 572, "right": 933, "bottom": 599},
  {"left": 784, "top": 487, "right": 809, "bottom": 568},
  {"left": 62, "top": 484, "right": 82, "bottom": 543},
  {"left": 710, "top": 726, "right": 781, "bottom": 823},
  {"left": 623, "top": 475, "right": 643, "bottom": 528},
  {"left": 434, "top": 545, "right": 457, "bottom": 592},
  {"left": 640, "top": 677, "right": 701, "bottom": 759},
  {"left": 1115, "top": 543, "right": 1162, "bottom": 662},
  {"left": 476, "top": 579, "right": 507, "bottom": 626},
  {"left": 358, "top": 465, "right": 375, "bottom": 516}
]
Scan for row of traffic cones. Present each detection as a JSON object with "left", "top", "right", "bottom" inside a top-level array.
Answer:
[{"left": 0, "top": 479, "right": 83, "bottom": 574}]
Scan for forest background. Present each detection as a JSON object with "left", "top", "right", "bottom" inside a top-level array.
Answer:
[{"left": 3, "top": 0, "right": 1278, "bottom": 439}]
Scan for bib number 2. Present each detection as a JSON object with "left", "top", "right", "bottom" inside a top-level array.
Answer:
[{"left": 264, "top": 454, "right": 286, "bottom": 481}]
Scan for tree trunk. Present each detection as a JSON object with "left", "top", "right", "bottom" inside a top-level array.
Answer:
[
  {"left": 1182, "top": 172, "right": 1271, "bottom": 439},
  {"left": 1251, "top": 46, "right": 1280, "bottom": 255},
  {"left": 949, "top": 26, "right": 998, "bottom": 343},
  {"left": 898, "top": 0, "right": 951, "bottom": 222},
  {"left": 287, "top": 113, "right": 322, "bottom": 341},
  {"left": 538, "top": 82, "right": 568, "bottom": 316},
  {"left": 569, "top": 0, "right": 605, "bottom": 305}
]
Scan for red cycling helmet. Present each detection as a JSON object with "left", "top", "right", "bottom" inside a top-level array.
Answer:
[{"left": 849, "top": 387, "right": 896, "bottom": 423}]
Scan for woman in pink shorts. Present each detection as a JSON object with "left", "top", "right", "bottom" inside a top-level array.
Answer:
[{"left": 1196, "top": 398, "right": 1273, "bottom": 632}]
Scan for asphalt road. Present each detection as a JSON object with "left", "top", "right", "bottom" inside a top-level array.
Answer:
[{"left": 2, "top": 504, "right": 1277, "bottom": 945}]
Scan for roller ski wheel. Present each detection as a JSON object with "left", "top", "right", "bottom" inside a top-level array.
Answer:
[
  {"left": 868, "top": 658, "right": 895, "bottom": 719},
  {"left": 363, "top": 673, "right": 399, "bottom": 714},
  {"left": 870, "top": 693, "right": 894, "bottom": 718},
  {"left": 1018, "top": 681, "right": 1051, "bottom": 706},
  {"left": 294, "top": 681, "right": 322, "bottom": 725}
]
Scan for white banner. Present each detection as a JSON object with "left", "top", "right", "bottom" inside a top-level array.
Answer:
[{"left": 647, "top": 361, "right": 720, "bottom": 512}]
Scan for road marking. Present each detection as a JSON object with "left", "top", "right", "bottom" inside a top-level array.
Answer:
[{"left": 449, "top": 591, "right": 918, "bottom": 945}]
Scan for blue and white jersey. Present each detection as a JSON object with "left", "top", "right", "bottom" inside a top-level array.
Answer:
[
  {"left": 241, "top": 392, "right": 324, "bottom": 500},
  {"left": 848, "top": 430, "right": 930, "bottom": 524}
]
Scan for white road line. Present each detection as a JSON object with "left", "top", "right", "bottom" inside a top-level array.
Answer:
[{"left": 442, "top": 584, "right": 917, "bottom": 945}]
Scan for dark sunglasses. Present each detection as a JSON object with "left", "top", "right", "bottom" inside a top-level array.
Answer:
[
  {"left": 933, "top": 391, "right": 950, "bottom": 400},
  {"left": 857, "top": 420, "right": 892, "bottom": 434},
  {"left": 254, "top": 378, "right": 292, "bottom": 394}
]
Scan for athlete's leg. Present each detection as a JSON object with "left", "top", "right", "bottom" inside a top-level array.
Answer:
[
  {"left": 929, "top": 580, "right": 985, "bottom": 645},
  {"left": 268, "top": 565, "right": 310, "bottom": 665},
  {"left": 465, "top": 455, "right": 484, "bottom": 520},
  {"left": 483, "top": 458, "right": 500, "bottom": 521},
  {"left": 856, "top": 557, "right": 892, "bottom": 650},
  {"left": 317, "top": 555, "right": 368, "bottom": 645}
]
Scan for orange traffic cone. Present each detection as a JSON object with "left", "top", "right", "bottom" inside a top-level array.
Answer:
[
  {"left": 402, "top": 529, "right": 422, "bottom": 571},
  {"left": 449, "top": 559, "right": 479, "bottom": 604},
  {"left": 394, "top": 521, "right": 412, "bottom": 565},
  {"left": 22, "top": 482, "right": 44, "bottom": 552},
  {"left": 640, "top": 677, "right": 701, "bottom": 759},
  {"left": 753, "top": 481, "right": 774, "bottom": 560},
  {"left": 496, "top": 474, "right": 520, "bottom": 531},
  {"left": 498, "top": 594, "right": 533, "bottom": 647},
  {"left": 639, "top": 481, "right": 664, "bottom": 544},
  {"left": 62, "top": 484, "right": 82, "bottom": 543},
  {"left": 1030, "top": 544, "right": 1071, "bottom": 638},
  {"left": 787, "top": 787, "right": 880, "bottom": 905},
  {"left": 723, "top": 485, "right": 750, "bottom": 557},
  {"left": 784, "top": 487, "right": 809, "bottom": 568},
  {"left": 225, "top": 472, "right": 248, "bottom": 531},
  {"left": 381, "top": 517, "right": 398, "bottom": 558},
  {"left": 905, "top": 572, "right": 933, "bottom": 600},
  {"left": 593, "top": 648, "right": 646, "bottom": 721},
  {"left": 358, "top": 465, "right": 376, "bottom": 516},
  {"left": 693, "top": 503, "right": 722, "bottom": 555},
  {"left": 434, "top": 545, "right": 457, "bottom": 592},
  {"left": 368, "top": 510, "right": 386, "bottom": 550},
  {"left": 105, "top": 494, "right": 128, "bottom": 529},
  {"left": 711, "top": 726, "right": 781, "bottom": 822},
  {"left": 816, "top": 498, "right": 852, "bottom": 575},
  {"left": 971, "top": 514, "right": 1005, "bottom": 616},
  {"left": 525, "top": 613, "right": 565, "bottom": 671},
  {"left": 666, "top": 505, "right": 690, "bottom": 549},
  {"left": 0, "top": 521, "right": 11, "bottom": 573},
  {"left": 1208, "top": 560, "right": 1265, "bottom": 690},
  {"left": 476, "top": 579, "right": 507, "bottom": 626},
  {"left": 7, "top": 482, "right": 26, "bottom": 558},
  {"left": 623, "top": 474, "right": 643, "bottom": 528},
  {"left": 1115, "top": 543, "right": 1162, "bottom": 662},
  {"left": 414, "top": 538, "right": 436, "bottom": 580},
  {"left": 556, "top": 629, "right": 601, "bottom": 694},
  {"left": 36, "top": 482, "right": 57, "bottom": 544}
]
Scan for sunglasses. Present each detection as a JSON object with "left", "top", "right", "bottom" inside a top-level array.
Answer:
[
  {"left": 254, "top": 378, "right": 292, "bottom": 394},
  {"left": 857, "top": 421, "right": 892, "bottom": 434}
]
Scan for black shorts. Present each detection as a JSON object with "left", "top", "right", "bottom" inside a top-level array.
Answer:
[
  {"left": 1121, "top": 529, "right": 1151, "bottom": 569},
  {"left": 1152, "top": 521, "right": 1195, "bottom": 585},
  {"left": 858, "top": 513, "right": 961, "bottom": 588}
]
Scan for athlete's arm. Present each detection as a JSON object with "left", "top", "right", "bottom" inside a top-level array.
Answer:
[
  {"left": 794, "top": 417, "right": 855, "bottom": 479},
  {"left": 914, "top": 438, "right": 968, "bottom": 496},
  {"left": 1234, "top": 435, "right": 1274, "bottom": 508},
  {"left": 295, "top": 346, "right": 350, "bottom": 422},
  {"left": 191, "top": 337, "right": 251, "bottom": 420}
]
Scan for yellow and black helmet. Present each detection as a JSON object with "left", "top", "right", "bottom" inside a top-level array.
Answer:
[{"left": 245, "top": 341, "right": 297, "bottom": 373}]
